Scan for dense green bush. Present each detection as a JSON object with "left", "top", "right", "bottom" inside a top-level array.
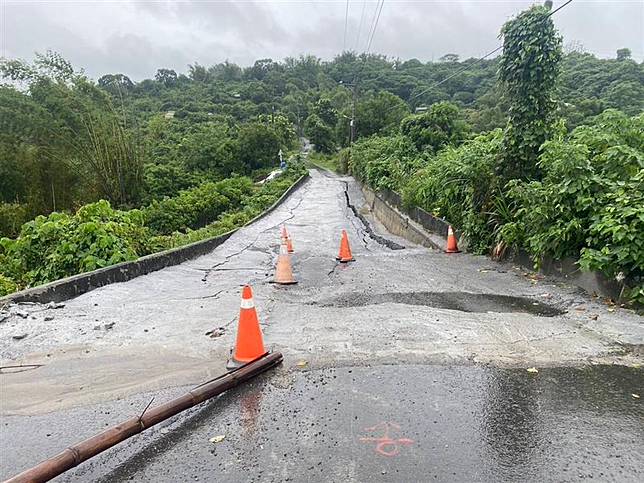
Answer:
[
  {"left": 142, "top": 177, "right": 254, "bottom": 235},
  {"left": 0, "top": 273, "right": 18, "bottom": 296},
  {"left": 402, "top": 130, "right": 504, "bottom": 253},
  {"left": 501, "top": 110, "right": 643, "bottom": 302},
  {"left": 400, "top": 102, "right": 470, "bottom": 153},
  {"left": 0, "top": 200, "right": 153, "bottom": 291},
  {"left": 159, "top": 168, "right": 305, "bottom": 249},
  {"left": 350, "top": 135, "right": 421, "bottom": 191},
  {"left": 338, "top": 149, "right": 350, "bottom": 174},
  {"left": 142, "top": 162, "right": 200, "bottom": 203},
  {"left": 581, "top": 170, "right": 644, "bottom": 303},
  {"left": 0, "top": 202, "right": 31, "bottom": 238}
]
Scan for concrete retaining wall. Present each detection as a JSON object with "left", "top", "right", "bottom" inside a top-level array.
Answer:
[
  {"left": 1, "top": 174, "right": 309, "bottom": 305},
  {"left": 361, "top": 182, "right": 626, "bottom": 301},
  {"left": 361, "top": 185, "right": 448, "bottom": 251},
  {"left": 510, "top": 249, "right": 625, "bottom": 302}
]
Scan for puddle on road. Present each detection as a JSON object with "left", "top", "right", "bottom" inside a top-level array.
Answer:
[{"left": 316, "top": 291, "right": 565, "bottom": 316}]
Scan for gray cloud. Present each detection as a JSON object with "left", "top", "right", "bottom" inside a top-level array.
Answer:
[{"left": 2, "top": 0, "right": 642, "bottom": 80}]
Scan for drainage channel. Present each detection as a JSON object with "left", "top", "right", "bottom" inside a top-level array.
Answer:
[{"left": 315, "top": 291, "right": 566, "bottom": 317}]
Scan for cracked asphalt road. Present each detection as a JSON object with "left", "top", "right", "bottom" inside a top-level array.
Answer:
[{"left": 1, "top": 169, "right": 643, "bottom": 481}]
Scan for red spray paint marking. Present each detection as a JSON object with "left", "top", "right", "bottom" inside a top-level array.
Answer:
[{"left": 359, "top": 422, "right": 414, "bottom": 456}]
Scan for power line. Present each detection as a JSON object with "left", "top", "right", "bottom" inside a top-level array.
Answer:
[
  {"left": 343, "top": 0, "right": 350, "bottom": 52},
  {"left": 345, "top": 0, "right": 386, "bottom": 144},
  {"left": 389, "top": 0, "right": 574, "bottom": 112},
  {"left": 354, "top": 0, "right": 367, "bottom": 52},
  {"left": 549, "top": 0, "right": 574, "bottom": 17},
  {"left": 365, "top": 0, "right": 385, "bottom": 54},
  {"left": 351, "top": 0, "right": 385, "bottom": 84},
  {"left": 408, "top": 45, "right": 503, "bottom": 102},
  {"left": 364, "top": 0, "right": 384, "bottom": 54}
]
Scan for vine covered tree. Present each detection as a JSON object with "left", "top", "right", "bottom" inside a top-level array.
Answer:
[{"left": 498, "top": 5, "right": 563, "bottom": 180}]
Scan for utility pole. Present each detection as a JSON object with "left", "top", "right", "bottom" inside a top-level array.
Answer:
[
  {"left": 350, "top": 83, "right": 356, "bottom": 145},
  {"left": 339, "top": 80, "right": 357, "bottom": 145}
]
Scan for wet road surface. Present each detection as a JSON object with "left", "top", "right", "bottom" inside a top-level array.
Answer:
[
  {"left": 3, "top": 365, "right": 642, "bottom": 482},
  {"left": 1, "top": 169, "right": 643, "bottom": 481}
]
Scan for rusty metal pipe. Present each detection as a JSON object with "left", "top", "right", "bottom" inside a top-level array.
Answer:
[{"left": 5, "top": 352, "right": 283, "bottom": 483}]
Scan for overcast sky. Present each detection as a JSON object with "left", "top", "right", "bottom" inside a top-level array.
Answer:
[{"left": 1, "top": 0, "right": 642, "bottom": 80}]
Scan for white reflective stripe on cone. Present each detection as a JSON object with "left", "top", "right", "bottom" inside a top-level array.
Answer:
[{"left": 240, "top": 298, "right": 255, "bottom": 309}]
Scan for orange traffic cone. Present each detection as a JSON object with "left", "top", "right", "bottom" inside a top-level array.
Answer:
[
  {"left": 227, "top": 285, "right": 266, "bottom": 369},
  {"left": 445, "top": 225, "right": 461, "bottom": 253},
  {"left": 284, "top": 236, "right": 294, "bottom": 253},
  {"left": 273, "top": 242, "right": 297, "bottom": 284},
  {"left": 336, "top": 229, "right": 355, "bottom": 263}
]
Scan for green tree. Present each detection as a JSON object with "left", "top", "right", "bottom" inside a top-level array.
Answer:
[
  {"left": 209, "top": 61, "right": 242, "bottom": 82},
  {"left": 188, "top": 63, "right": 210, "bottom": 82},
  {"left": 155, "top": 68, "right": 178, "bottom": 87},
  {"left": 304, "top": 114, "right": 335, "bottom": 153},
  {"left": 355, "top": 91, "right": 409, "bottom": 139},
  {"left": 180, "top": 122, "right": 241, "bottom": 177},
  {"left": 400, "top": 101, "right": 470, "bottom": 152},
  {"left": 0, "top": 54, "right": 143, "bottom": 212},
  {"left": 616, "top": 48, "right": 632, "bottom": 61},
  {"left": 349, "top": 134, "right": 420, "bottom": 191},
  {"left": 498, "top": 5, "right": 563, "bottom": 180},
  {"left": 142, "top": 163, "right": 196, "bottom": 203},
  {"left": 440, "top": 54, "right": 460, "bottom": 63},
  {"left": 257, "top": 114, "right": 297, "bottom": 148},
  {"left": 97, "top": 74, "right": 134, "bottom": 95},
  {"left": 238, "top": 122, "right": 282, "bottom": 170},
  {"left": 314, "top": 98, "right": 338, "bottom": 126},
  {"left": 245, "top": 59, "right": 279, "bottom": 81}
]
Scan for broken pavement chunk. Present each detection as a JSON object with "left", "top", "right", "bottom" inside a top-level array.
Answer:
[{"left": 205, "top": 327, "right": 225, "bottom": 338}]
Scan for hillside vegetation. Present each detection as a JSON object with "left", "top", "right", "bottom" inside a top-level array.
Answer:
[
  {"left": 0, "top": 3, "right": 642, "bottom": 300},
  {"left": 348, "top": 7, "right": 643, "bottom": 304}
]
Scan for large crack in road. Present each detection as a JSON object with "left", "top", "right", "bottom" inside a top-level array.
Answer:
[{"left": 1, "top": 169, "right": 642, "bottom": 482}]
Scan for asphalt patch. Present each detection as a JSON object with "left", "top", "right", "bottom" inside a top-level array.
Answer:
[{"left": 316, "top": 291, "right": 565, "bottom": 316}]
